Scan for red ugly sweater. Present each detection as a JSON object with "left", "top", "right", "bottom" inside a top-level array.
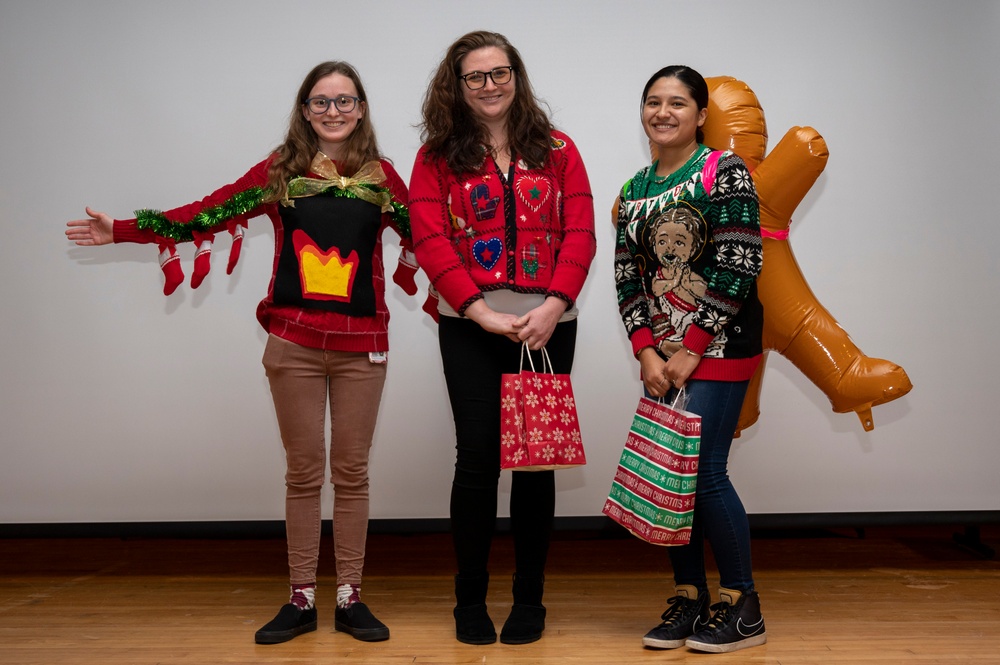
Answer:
[
  {"left": 408, "top": 131, "right": 596, "bottom": 315},
  {"left": 113, "top": 155, "right": 412, "bottom": 352}
]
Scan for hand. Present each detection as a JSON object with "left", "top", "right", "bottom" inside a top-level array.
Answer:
[
  {"left": 464, "top": 300, "right": 521, "bottom": 341},
  {"left": 514, "top": 297, "right": 567, "bottom": 350},
  {"left": 664, "top": 348, "right": 701, "bottom": 389},
  {"left": 638, "top": 347, "right": 670, "bottom": 398},
  {"left": 66, "top": 207, "right": 114, "bottom": 246}
]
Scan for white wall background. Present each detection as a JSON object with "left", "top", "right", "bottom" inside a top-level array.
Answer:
[{"left": 2, "top": 0, "right": 997, "bottom": 523}]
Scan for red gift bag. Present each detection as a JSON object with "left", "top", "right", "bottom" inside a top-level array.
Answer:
[{"left": 500, "top": 345, "right": 586, "bottom": 471}]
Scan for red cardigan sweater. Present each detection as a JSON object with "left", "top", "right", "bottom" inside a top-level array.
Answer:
[
  {"left": 113, "top": 157, "right": 410, "bottom": 352},
  {"left": 408, "top": 131, "right": 596, "bottom": 315}
]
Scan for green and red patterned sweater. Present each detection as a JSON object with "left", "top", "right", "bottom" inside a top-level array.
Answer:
[{"left": 615, "top": 146, "right": 763, "bottom": 382}]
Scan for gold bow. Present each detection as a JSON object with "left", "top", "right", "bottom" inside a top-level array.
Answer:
[{"left": 282, "top": 154, "right": 393, "bottom": 212}]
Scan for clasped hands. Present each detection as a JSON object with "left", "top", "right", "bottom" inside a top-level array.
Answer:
[
  {"left": 639, "top": 346, "right": 700, "bottom": 398},
  {"left": 465, "top": 297, "right": 568, "bottom": 350}
]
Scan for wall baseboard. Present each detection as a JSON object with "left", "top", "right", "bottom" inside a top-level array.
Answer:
[{"left": 1, "top": 511, "right": 998, "bottom": 540}]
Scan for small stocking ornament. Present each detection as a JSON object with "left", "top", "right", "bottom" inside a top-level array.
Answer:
[
  {"left": 226, "top": 219, "right": 247, "bottom": 275},
  {"left": 190, "top": 231, "right": 215, "bottom": 289},
  {"left": 392, "top": 247, "right": 419, "bottom": 296},
  {"left": 157, "top": 242, "right": 184, "bottom": 296},
  {"left": 422, "top": 285, "right": 440, "bottom": 322}
]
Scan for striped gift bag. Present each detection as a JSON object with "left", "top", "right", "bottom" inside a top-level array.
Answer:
[{"left": 602, "top": 391, "right": 700, "bottom": 545}]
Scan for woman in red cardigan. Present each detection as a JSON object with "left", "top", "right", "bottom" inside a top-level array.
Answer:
[
  {"left": 66, "top": 61, "right": 418, "bottom": 646},
  {"left": 408, "top": 30, "right": 596, "bottom": 646}
]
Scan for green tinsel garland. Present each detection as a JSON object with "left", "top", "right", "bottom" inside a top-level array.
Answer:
[
  {"left": 135, "top": 182, "right": 410, "bottom": 242},
  {"left": 389, "top": 201, "right": 411, "bottom": 240},
  {"left": 135, "top": 187, "right": 266, "bottom": 243}
]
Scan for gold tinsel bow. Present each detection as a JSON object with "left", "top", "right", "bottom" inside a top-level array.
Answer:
[{"left": 282, "top": 155, "right": 393, "bottom": 212}]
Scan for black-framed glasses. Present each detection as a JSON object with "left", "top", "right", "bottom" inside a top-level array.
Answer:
[
  {"left": 458, "top": 66, "right": 514, "bottom": 90},
  {"left": 304, "top": 95, "right": 361, "bottom": 114}
]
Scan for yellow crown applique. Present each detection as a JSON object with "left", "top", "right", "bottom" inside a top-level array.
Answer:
[{"left": 292, "top": 230, "right": 358, "bottom": 302}]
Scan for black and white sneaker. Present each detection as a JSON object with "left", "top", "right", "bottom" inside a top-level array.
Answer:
[
  {"left": 642, "top": 585, "right": 710, "bottom": 649},
  {"left": 686, "top": 588, "right": 766, "bottom": 653}
]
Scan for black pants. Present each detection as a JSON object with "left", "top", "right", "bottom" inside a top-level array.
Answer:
[{"left": 439, "top": 316, "right": 578, "bottom": 579}]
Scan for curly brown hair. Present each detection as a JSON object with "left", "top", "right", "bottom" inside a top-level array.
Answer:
[
  {"left": 419, "top": 31, "right": 552, "bottom": 175},
  {"left": 264, "top": 61, "right": 383, "bottom": 204}
]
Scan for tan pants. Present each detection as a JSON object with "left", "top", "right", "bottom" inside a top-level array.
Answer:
[{"left": 262, "top": 334, "right": 386, "bottom": 586}]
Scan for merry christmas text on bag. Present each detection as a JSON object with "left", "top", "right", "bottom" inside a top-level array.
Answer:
[
  {"left": 602, "top": 390, "right": 701, "bottom": 545},
  {"left": 500, "top": 344, "right": 586, "bottom": 471}
]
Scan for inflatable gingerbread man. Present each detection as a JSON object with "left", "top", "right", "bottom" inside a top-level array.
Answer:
[{"left": 624, "top": 77, "right": 912, "bottom": 433}]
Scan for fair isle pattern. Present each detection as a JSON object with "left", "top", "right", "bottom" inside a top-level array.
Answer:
[{"left": 615, "top": 149, "right": 761, "bottom": 358}]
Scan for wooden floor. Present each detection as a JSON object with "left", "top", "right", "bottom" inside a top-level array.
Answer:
[{"left": 1, "top": 525, "right": 999, "bottom": 664}]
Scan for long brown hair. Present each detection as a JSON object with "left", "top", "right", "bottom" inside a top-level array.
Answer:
[
  {"left": 264, "top": 61, "right": 382, "bottom": 203},
  {"left": 419, "top": 31, "right": 552, "bottom": 174}
]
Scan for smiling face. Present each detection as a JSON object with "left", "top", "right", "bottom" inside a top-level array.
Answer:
[
  {"left": 301, "top": 73, "right": 364, "bottom": 159},
  {"left": 459, "top": 46, "right": 515, "bottom": 129},
  {"left": 642, "top": 76, "right": 707, "bottom": 153}
]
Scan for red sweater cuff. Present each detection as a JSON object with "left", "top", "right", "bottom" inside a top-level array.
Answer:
[
  {"left": 629, "top": 328, "right": 656, "bottom": 358},
  {"left": 682, "top": 326, "right": 715, "bottom": 355},
  {"left": 113, "top": 219, "right": 158, "bottom": 244}
]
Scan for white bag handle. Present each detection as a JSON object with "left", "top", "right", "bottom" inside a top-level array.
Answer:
[
  {"left": 669, "top": 386, "right": 690, "bottom": 411},
  {"left": 519, "top": 342, "right": 554, "bottom": 374},
  {"left": 653, "top": 386, "right": 689, "bottom": 409}
]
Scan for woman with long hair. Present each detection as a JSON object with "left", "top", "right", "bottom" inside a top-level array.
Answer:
[
  {"left": 614, "top": 64, "right": 766, "bottom": 654},
  {"left": 409, "top": 30, "right": 596, "bottom": 645},
  {"left": 66, "top": 61, "right": 418, "bottom": 646}
]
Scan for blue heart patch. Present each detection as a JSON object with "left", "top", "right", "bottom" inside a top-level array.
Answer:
[{"left": 473, "top": 237, "right": 503, "bottom": 271}]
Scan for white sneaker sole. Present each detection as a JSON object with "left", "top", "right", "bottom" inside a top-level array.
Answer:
[
  {"left": 686, "top": 632, "right": 767, "bottom": 653},
  {"left": 642, "top": 635, "right": 687, "bottom": 649}
]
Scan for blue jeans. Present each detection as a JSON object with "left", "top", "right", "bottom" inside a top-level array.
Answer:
[{"left": 664, "top": 379, "right": 755, "bottom": 593}]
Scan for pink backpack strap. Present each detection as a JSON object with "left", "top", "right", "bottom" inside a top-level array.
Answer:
[{"left": 701, "top": 150, "right": 722, "bottom": 195}]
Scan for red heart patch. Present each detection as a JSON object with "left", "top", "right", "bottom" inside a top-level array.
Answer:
[{"left": 514, "top": 175, "right": 552, "bottom": 213}]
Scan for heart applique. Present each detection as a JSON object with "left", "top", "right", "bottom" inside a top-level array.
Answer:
[
  {"left": 473, "top": 237, "right": 503, "bottom": 270},
  {"left": 515, "top": 175, "right": 552, "bottom": 212}
]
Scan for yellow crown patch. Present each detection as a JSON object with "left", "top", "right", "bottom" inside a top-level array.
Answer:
[{"left": 292, "top": 230, "right": 357, "bottom": 302}]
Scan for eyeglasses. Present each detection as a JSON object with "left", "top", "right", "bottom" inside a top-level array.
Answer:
[
  {"left": 458, "top": 66, "right": 514, "bottom": 90},
  {"left": 304, "top": 95, "right": 361, "bottom": 114}
]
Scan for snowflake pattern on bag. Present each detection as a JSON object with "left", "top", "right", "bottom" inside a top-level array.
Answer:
[{"left": 500, "top": 364, "right": 586, "bottom": 471}]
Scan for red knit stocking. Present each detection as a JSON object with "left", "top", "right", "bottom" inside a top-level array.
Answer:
[
  {"left": 190, "top": 232, "right": 215, "bottom": 289},
  {"left": 422, "top": 286, "right": 440, "bottom": 322},
  {"left": 392, "top": 248, "right": 419, "bottom": 296},
  {"left": 226, "top": 220, "right": 247, "bottom": 275},
  {"left": 157, "top": 242, "right": 184, "bottom": 296}
]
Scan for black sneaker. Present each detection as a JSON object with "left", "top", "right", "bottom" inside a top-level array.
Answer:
[
  {"left": 642, "top": 585, "right": 710, "bottom": 649},
  {"left": 686, "top": 588, "right": 767, "bottom": 653},
  {"left": 335, "top": 602, "right": 390, "bottom": 642},
  {"left": 254, "top": 603, "right": 318, "bottom": 644}
]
